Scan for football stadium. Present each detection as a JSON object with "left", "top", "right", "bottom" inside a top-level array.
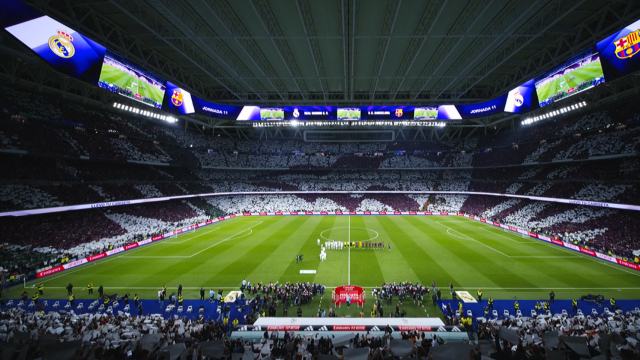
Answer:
[{"left": 1, "top": 0, "right": 640, "bottom": 359}]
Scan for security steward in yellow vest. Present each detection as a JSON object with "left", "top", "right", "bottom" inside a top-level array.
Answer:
[
  {"left": 544, "top": 301, "right": 550, "bottom": 312},
  {"left": 104, "top": 295, "right": 110, "bottom": 307},
  {"left": 38, "top": 284, "right": 44, "bottom": 295},
  {"left": 477, "top": 289, "right": 483, "bottom": 303},
  {"left": 572, "top": 299, "right": 578, "bottom": 313},
  {"left": 134, "top": 294, "right": 139, "bottom": 307},
  {"left": 32, "top": 292, "right": 39, "bottom": 304},
  {"left": 87, "top": 283, "right": 93, "bottom": 295},
  {"left": 69, "top": 293, "right": 75, "bottom": 307},
  {"left": 178, "top": 294, "right": 184, "bottom": 306},
  {"left": 488, "top": 297, "right": 494, "bottom": 311},
  {"left": 514, "top": 301, "right": 519, "bottom": 313},
  {"left": 535, "top": 302, "right": 541, "bottom": 312},
  {"left": 610, "top": 298, "right": 616, "bottom": 311}
]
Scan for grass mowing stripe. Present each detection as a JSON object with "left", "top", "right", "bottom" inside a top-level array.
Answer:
[
  {"left": 473, "top": 219, "right": 640, "bottom": 282},
  {"left": 279, "top": 216, "right": 342, "bottom": 285},
  {"left": 189, "top": 222, "right": 263, "bottom": 257},
  {"left": 399, "top": 217, "right": 498, "bottom": 289},
  {"left": 9, "top": 216, "right": 640, "bottom": 303},
  {"left": 250, "top": 216, "right": 332, "bottom": 284},
  {"left": 349, "top": 216, "right": 385, "bottom": 286},
  {"left": 312, "top": 216, "right": 348, "bottom": 286},
  {"left": 375, "top": 216, "right": 451, "bottom": 286},
  {"left": 217, "top": 216, "right": 307, "bottom": 284},
  {"left": 413, "top": 217, "right": 542, "bottom": 290},
  {"left": 435, "top": 218, "right": 605, "bottom": 289}
]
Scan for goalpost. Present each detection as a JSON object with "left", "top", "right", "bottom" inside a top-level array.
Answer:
[
  {"left": 502, "top": 226, "right": 527, "bottom": 238},
  {"left": 165, "top": 226, "right": 196, "bottom": 240}
]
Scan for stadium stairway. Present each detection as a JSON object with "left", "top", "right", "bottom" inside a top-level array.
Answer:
[
  {"left": 438, "top": 299, "right": 640, "bottom": 325},
  {"left": 0, "top": 298, "right": 251, "bottom": 326}
]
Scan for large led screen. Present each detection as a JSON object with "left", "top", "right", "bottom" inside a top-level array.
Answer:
[
  {"left": 5, "top": 16, "right": 107, "bottom": 84},
  {"left": 260, "top": 108, "right": 284, "bottom": 120},
  {"left": 284, "top": 106, "right": 337, "bottom": 120},
  {"left": 504, "top": 79, "right": 539, "bottom": 113},
  {"left": 337, "top": 107, "right": 361, "bottom": 120},
  {"left": 534, "top": 49, "right": 605, "bottom": 107},
  {"left": 98, "top": 50, "right": 166, "bottom": 109},
  {"left": 596, "top": 19, "right": 640, "bottom": 81},
  {"left": 436, "top": 105, "right": 462, "bottom": 120},
  {"left": 455, "top": 95, "right": 507, "bottom": 119},
  {"left": 414, "top": 107, "right": 438, "bottom": 120},
  {"left": 361, "top": 106, "right": 414, "bottom": 120},
  {"left": 164, "top": 82, "right": 195, "bottom": 114}
]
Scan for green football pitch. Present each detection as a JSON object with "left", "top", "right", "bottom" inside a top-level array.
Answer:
[
  {"left": 99, "top": 64, "right": 165, "bottom": 104},
  {"left": 260, "top": 110, "right": 284, "bottom": 120},
  {"left": 535, "top": 60, "right": 604, "bottom": 104},
  {"left": 337, "top": 109, "right": 361, "bottom": 120},
  {"left": 414, "top": 108, "right": 438, "bottom": 120},
  {"left": 10, "top": 215, "right": 640, "bottom": 309}
]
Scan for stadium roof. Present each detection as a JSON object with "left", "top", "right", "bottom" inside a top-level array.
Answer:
[{"left": 16, "top": 0, "right": 640, "bottom": 107}]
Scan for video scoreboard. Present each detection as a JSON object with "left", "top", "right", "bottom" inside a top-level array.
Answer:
[{"left": 3, "top": 0, "right": 640, "bottom": 123}]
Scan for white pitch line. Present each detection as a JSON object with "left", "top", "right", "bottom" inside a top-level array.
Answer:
[
  {"left": 188, "top": 222, "right": 263, "bottom": 258},
  {"left": 478, "top": 227, "right": 537, "bottom": 244},
  {"left": 37, "top": 220, "right": 239, "bottom": 283},
  {"left": 435, "top": 221, "right": 510, "bottom": 257},
  {"left": 348, "top": 216, "right": 351, "bottom": 285},
  {"left": 161, "top": 226, "right": 222, "bottom": 244},
  {"left": 472, "top": 218, "right": 640, "bottom": 278},
  {"left": 124, "top": 229, "right": 256, "bottom": 259},
  {"left": 38, "top": 238, "right": 167, "bottom": 284}
]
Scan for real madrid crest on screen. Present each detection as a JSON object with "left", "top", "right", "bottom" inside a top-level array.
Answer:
[
  {"left": 513, "top": 91, "right": 524, "bottom": 107},
  {"left": 293, "top": 108, "right": 300, "bottom": 118},
  {"left": 171, "top": 90, "right": 183, "bottom": 106},
  {"left": 49, "top": 30, "right": 75, "bottom": 58},
  {"left": 614, "top": 30, "right": 640, "bottom": 59}
]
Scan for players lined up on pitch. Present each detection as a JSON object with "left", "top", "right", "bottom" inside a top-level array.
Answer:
[{"left": 320, "top": 239, "right": 390, "bottom": 250}]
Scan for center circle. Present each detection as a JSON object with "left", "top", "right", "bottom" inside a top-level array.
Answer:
[{"left": 319, "top": 227, "right": 379, "bottom": 242}]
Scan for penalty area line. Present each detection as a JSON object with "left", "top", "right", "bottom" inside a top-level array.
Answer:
[{"left": 188, "top": 222, "right": 263, "bottom": 258}]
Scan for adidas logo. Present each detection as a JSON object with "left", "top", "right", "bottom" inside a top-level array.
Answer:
[
  {"left": 318, "top": 326, "right": 328, "bottom": 331},
  {"left": 370, "top": 326, "right": 380, "bottom": 331},
  {"left": 451, "top": 327, "right": 461, "bottom": 332},
  {"left": 252, "top": 326, "right": 262, "bottom": 331},
  {"left": 238, "top": 326, "right": 248, "bottom": 331},
  {"left": 304, "top": 326, "right": 314, "bottom": 331},
  {"left": 437, "top": 326, "right": 447, "bottom": 332}
]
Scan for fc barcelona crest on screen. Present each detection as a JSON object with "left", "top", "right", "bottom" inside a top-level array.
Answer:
[
  {"left": 48, "top": 30, "right": 75, "bottom": 58},
  {"left": 615, "top": 29, "right": 640, "bottom": 59},
  {"left": 171, "top": 90, "right": 183, "bottom": 106},
  {"left": 395, "top": 108, "right": 403, "bottom": 118}
]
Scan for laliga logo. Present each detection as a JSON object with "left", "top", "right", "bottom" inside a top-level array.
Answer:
[
  {"left": 171, "top": 90, "right": 183, "bottom": 106},
  {"left": 293, "top": 108, "right": 300, "bottom": 118},
  {"left": 513, "top": 91, "right": 524, "bottom": 107},
  {"left": 614, "top": 30, "right": 640, "bottom": 59},
  {"left": 49, "top": 30, "right": 75, "bottom": 58}
]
